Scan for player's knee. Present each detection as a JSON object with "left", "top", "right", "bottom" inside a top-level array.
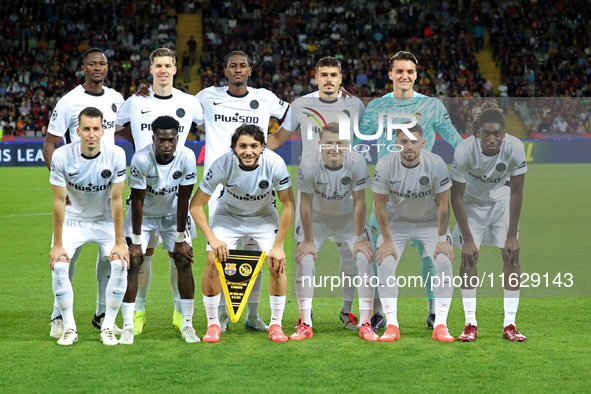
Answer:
[
  {"left": 109, "top": 259, "right": 127, "bottom": 276},
  {"left": 53, "top": 261, "right": 70, "bottom": 278},
  {"left": 174, "top": 254, "right": 192, "bottom": 273},
  {"left": 129, "top": 256, "right": 143, "bottom": 274}
]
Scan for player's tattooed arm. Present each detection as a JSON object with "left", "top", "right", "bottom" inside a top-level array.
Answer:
[
  {"left": 352, "top": 189, "right": 373, "bottom": 262},
  {"left": 434, "top": 189, "right": 454, "bottom": 263}
]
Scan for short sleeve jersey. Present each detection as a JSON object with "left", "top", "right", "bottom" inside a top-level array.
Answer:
[
  {"left": 116, "top": 87, "right": 204, "bottom": 151},
  {"left": 297, "top": 151, "right": 369, "bottom": 216},
  {"left": 359, "top": 91, "right": 462, "bottom": 159},
  {"left": 47, "top": 85, "right": 124, "bottom": 145},
  {"left": 50, "top": 142, "right": 127, "bottom": 221},
  {"left": 372, "top": 149, "right": 451, "bottom": 222},
  {"left": 128, "top": 145, "right": 197, "bottom": 218},
  {"left": 195, "top": 86, "right": 289, "bottom": 174},
  {"left": 199, "top": 150, "right": 291, "bottom": 216},
  {"left": 284, "top": 92, "right": 366, "bottom": 162},
  {"left": 451, "top": 134, "right": 527, "bottom": 204}
]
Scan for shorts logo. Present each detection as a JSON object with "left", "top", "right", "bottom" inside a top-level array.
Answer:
[
  {"left": 259, "top": 180, "right": 269, "bottom": 189},
  {"left": 172, "top": 171, "right": 182, "bottom": 180},
  {"left": 414, "top": 112, "right": 423, "bottom": 121},
  {"left": 250, "top": 100, "right": 259, "bottom": 109},
  {"left": 239, "top": 264, "right": 252, "bottom": 276},
  {"left": 419, "top": 176, "right": 429, "bottom": 185},
  {"left": 371, "top": 225, "right": 378, "bottom": 235},
  {"left": 224, "top": 263, "right": 237, "bottom": 275},
  {"left": 496, "top": 163, "right": 507, "bottom": 172},
  {"left": 130, "top": 166, "right": 140, "bottom": 177},
  {"left": 341, "top": 176, "right": 351, "bottom": 186},
  {"left": 205, "top": 169, "right": 213, "bottom": 181},
  {"left": 101, "top": 169, "right": 112, "bottom": 178},
  {"left": 111, "top": 103, "right": 117, "bottom": 112},
  {"left": 176, "top": 108, "right": 185, "bottom": 118}
]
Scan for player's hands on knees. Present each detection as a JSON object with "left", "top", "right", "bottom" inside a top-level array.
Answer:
[
  {"left": 110, "top": 243, "right": 130, "bottom": 269},
  {"left": 353, "top": 239, "right": 374, "bottom": 262},
  {"left": 49, "top": 246, "right": 69, "bottom": 270},
  {"left": 434, "top": 241, "right": 455, "bottom": 263},
  {"left": 503, "top": 237, "right": 520, "bottom": 266},
  {"left": 268, "top": 246, "right": 286, "bottom": 275},
  {"left": 460, "top": 240, "right": 478, "bottom": 269},
  {"left": 209, "top": 238, "right": 229, "bottom": 262},
  {"left": 135, "top": 83, "right": 151, "bottom": 97},
  {"left": 129, "top": 244, "right": 144, "bottom": 265},
  {"left": 295, "top": 240, "right": 317, "bottom": 264},
  {"left": 375, "top": 240, "right": 397, "bottom": 266},
  {"left": 174, "top": 241, "right": 194, "bottom": 263}
]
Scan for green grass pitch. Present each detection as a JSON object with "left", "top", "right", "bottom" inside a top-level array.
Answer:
[{"left": 0, "top": 164, "right": 589, "bottom": 392}]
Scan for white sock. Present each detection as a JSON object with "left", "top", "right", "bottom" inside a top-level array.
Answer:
[
  {"left": 169, "top": 256, "right": 181, "bottom": 313},
  {"left": 95, "top": 253, "right": 109, "bottom": 316},
  {"left": 377, "top": 254, "right": 399, "bottom": 327},
  {"left": 359, "top": 298, "right": 373, "bottom": 325},
  {"left": 180, "top": 299, "right": 194, "bottom": 329},
  {"left": 296, "top": 253, "right": 315, "bottom": 325},
  {"left": 203, "top": 294, "right": 220, "bottom": 327},
  {"left": 433, "top": 254, "right": 453, "bottom": 327},
  {"left": 380, "top": 298, "right": 398, "bottom": 328},
  {"left": 269, "top": 295, "right": 286, "bottom": 327},
  {"left": 52, "top": 247, "right": 80, "bottom": 320},
  {"left": 355, "top": 252, "right": 373, "bottom": 325},
  {"left": 338, "top": 244, "right": 356, "bottom": 313},
  {"left": 297, "top": 297, "right": 313, "bottom": 327},
  {"left": 135, "top": 255, "right": 152, "bottom": 311},
  {"left": 246, "top": 270, "right": 263, "bottom": 318},
  {"left": 503, "top": 289, "right": 520, "bottom": 327},
  {"left": 52, "top": 262, "right": 76, "bottom": 331},
  {"left": 122, "top": 302, "right": 135, "bottom": 328},
  {"left": 102, "top": 259, "right": 127, "bottom": 330},
  {"left": 461, "top": 288, "right": 477, "bottom": 326}
]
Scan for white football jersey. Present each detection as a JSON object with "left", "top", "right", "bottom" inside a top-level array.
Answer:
[
  {"left": 372, "top": 150, "right": 451, "bottom": 222},
  {"left": 128, "top": 145, "right": 197, "bottom": 218},
  {"left": 195, "top": 86, "right": 289, "bottom": 173},
  {"left": 285, "top": 92, "right": 365, "bottom": 161},
  {"left": 451, "top": 134, "right": 527, "bottom": 204},
  {"left": 50, "top": 142, "right": 127, "bottom": 221},
  {"left": 117, "top": 87, "right": 204, "bottom": 151},
  {"left": 47, "top": 85, "right": 124, "bottom": 145},
  {"left": 199, "top": 150, "right": 291, "bottom": 216},
  {"left": 297, "top": 151, "right": 369, "bottom": 216}
]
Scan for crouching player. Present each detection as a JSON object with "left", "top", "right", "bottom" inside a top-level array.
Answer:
[
  {"left": 451, "top": 103, "right": 527, "bottom": 342},
  {"left": 120, "top": 116, "right": 199, "bottom": 344},
  {"left": 373, "top": 124, "right": 455, "bottom": 342},
  {"left": 190, "top": 124, "right": 293, "bottom": 343},
  {"left": 292, "top": 123, "right": 375, "bottom": 341},
  {"left": 49, "top": 107, "right": 129, "bottom": 346}
]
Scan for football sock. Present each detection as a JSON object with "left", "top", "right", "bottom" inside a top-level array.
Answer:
[
  {"left": 269, "top": 295, "right": 286, "bottom": 327},
  {"left": 169, "top": 256, "right": 181, "bottom": 313},
  {"left": 338, "top": 244, "right": 356, "bottom": 313},
  {"left": 415, "top": 240, "right": 436, "bottom": 314},
  {"left": 503, "top": 289, "right": 520, "bottom": 327},
  {"left": 135, "top": 255, "right": 152, "bottom": 311},
  {"left": 247, "top": 271, "right": 263, "bottom": 319},
  {"left": 359, "top": 298, "right": 373, "bottom": 325},
  {"left": 51, "top": 247, "right": 80, "bottom": 320},
  {"left": 180, "top": 299, "right": 194, "bottom": 329},
  {"left": 377, "top": 255, "right": 399, "bottom": 327},
  {"left": 103, "top": 259, "right": 127, "bottom": 330},
  {"left": 95, "top": 253, "right": 109, "bottom": 316},
  {"left": 52, "top": 261, "right": 76, "bottom": 331},
  {"left": 203, "top": 294, "right": 220, "bottom": 327},
  {"left": 355, "top": 252, "right": 373, "bottom": 324},
  {"left": 433, "top": 254, "right": 453, "bottom": 327},
  {"left": 296, "top": 254, "right": 315, "bottom": 326},
  {"left": 122, "top": 302, "right": 135, "bottom": 328},
  {"left": 298, "top": 297, "right": 313, "bottom": 326},
  {"left": 461, "top": 288, "right": 477, "bottom": 326}
]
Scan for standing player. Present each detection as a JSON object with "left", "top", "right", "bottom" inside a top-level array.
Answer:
[
  {"left": 49, "top": 107, "right": 129, "bottom": 346},
  {"left": 119, "top": 116, "right": 198, "bottom": 344},
  {"left": 190, "top": 125, "right": 293, "bottom": 343},
  {"left": 43, "top": 48, "right": 125, "bottom": 339},
  {"left": 372, "top": 124, "right": 455, "bottom": 342},
  {"left": 271, "top": 56, "right": 367, "bottom": 330},
  {"left": 116, "top": 48, "right": 204, "bottom": 334},
  {"left": 359, "top": 51, "right": 463, "bottom": 330},
  {"left": 451, "top": 102, "right": 527, "bottom": 342},
  {"left": 291, "top": 123, "right": 375, "bottom": 341},
  {"left": 196, "top": 50, "right": 290, "bottom": 333}
]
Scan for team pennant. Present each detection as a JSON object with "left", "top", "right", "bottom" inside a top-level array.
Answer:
[{"left": 215, "top": 249, "right": 266, "bottom": 323}]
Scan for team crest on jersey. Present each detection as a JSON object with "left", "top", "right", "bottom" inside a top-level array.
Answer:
[
  {"left": 341, "top": 176, "right": 351, "bottom": 185},
  {"left": 101, "top": 169, "right": 112, "bottom": 178},
  {"left": 250, "top": 100, "right": 259, "bottom": 109},
  {"left": 111, "top": 103, "right": 117, "bottom": 112},
  {"left": 496, "top": 163, "right": 507, "bottom": 172},
  {"left": 176, "top": 108, "right": 185, "bottom": 118},
  {"left": 172, "top": 171, "right": 182, "bottom": 180},
  {"left": 224, "top": 263, "right": 236, "bottom": 275},
  {"left": 130, "top": 166, "right": 140, "bottom": 177},
  {"left": 259, "top": 180, "right": 269, "bottom": 189},
  {"left": 419, "top": 176, "right": 429, "bottom": 185},
  {"left": 414, "top": 112, "right": 423, "bottom": 121}
]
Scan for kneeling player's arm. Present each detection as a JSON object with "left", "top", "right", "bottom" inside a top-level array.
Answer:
[
  {"left": 110, "top": 181, "right": 127, "bottom": 244},
  {"left": 435, "top": 189, "right": 451, "bottom": 237},
  {"left": 274, "top": 187, "right": 293, "bottom": 248},
  {"left": 51, "top": 185, "right": 67, "bottom": 247},
  {"left": 507, "top": 174, "right": 525, "bottom": 239},
  {"left": 373, "top": 192, "right": 392, "bottom": 242},
  {"left": 352, "top": 189, "right": 367, "bottom": 238},
  {"left": 189, "top": 188, "right": 214, "bottom": 241},
  {"left": 130, "top": 187, "right": 146, "bottom": 237},
  {"left": 176, "top": 184, "right": 194, "bottom": 233},
  {"left": 300, "top": 191, "right": 314, "bottom": 242},
  {"left": 450, "top": 180, "right": 473, "bottom": 243}
]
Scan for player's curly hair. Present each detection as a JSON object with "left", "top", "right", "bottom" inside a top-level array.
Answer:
[
  {"left": 387, "top": 51, "right": 419, "bottom": 72},
  {"left": 471, "top": 102, "right": 505, "bottom": 136},
  {"left": 315, "top": 56, "right": 341, "bottom": 73},
  {"left": 224, "top": 50, "right": 252, "bottom": 69},
  {"left": 151, "top": 115, "right": 179, "bottom": 135},
  {"left": 231, "top": 124, "right": 266, "bottom": 150}
]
